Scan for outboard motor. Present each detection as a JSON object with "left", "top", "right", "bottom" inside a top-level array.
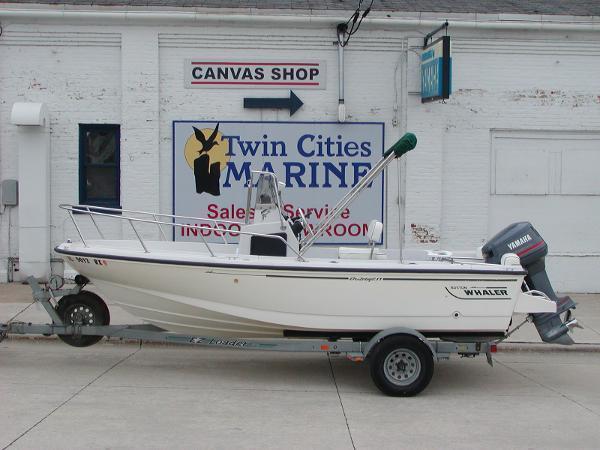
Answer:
[{"left": 482, "top": 222, "right": 577, "bottom": 345}]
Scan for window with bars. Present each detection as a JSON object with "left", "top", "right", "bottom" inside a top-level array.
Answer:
[{"left": 79, "top": 124, "right": 121, "bottom": 208}]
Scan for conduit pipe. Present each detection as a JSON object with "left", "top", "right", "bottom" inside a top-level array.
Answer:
[
  {"left": 336, "top": 25, "right": 346, "bottom": 123},
  {"left": 0, "top": 8, "right": 599, "bottom": 33}
]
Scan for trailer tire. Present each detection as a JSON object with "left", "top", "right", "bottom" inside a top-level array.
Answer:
[
  {"left": 56, "top": 291, "right": 110, "bottom": 347},
  {"left": 369, "top": 335, "right": 434, "bottom": 397}
]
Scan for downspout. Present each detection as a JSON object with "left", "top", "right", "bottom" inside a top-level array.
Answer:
[{"left": 336, "top": 24, "right": 346, "bottom": 123}]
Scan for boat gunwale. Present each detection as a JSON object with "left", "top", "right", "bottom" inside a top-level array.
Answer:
[{"left": 55, "top": 246, "right": 527, "bottom": 276}]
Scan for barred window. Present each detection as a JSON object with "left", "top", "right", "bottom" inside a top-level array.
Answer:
[{"left": 79, "top": 124, "right": 120, "bottom": 208}]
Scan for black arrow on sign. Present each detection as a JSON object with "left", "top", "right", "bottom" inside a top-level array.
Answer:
[{"left": 243, "top": 90, "right": 304, "bottom": 116}]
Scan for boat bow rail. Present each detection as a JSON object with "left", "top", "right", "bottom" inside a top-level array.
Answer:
[
  {"left": 58, "top": 132, "right": 418, "bottom": 261},
  {"left": 58, "top": 204, "right": 307, "bottom": 261}
]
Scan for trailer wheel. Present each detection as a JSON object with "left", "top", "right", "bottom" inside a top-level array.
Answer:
[
  {"left": 56, "top": 291, "right": 110, "bottom": 347},
  {"left": 369, "top": 335, "right": 434, "bottom": 397}
]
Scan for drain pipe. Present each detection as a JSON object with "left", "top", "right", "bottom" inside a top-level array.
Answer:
[
  {"left": 336, "top": 24, "right": 346, "bottom": 123},
  {"left": 10, "top": 102, "right": 51, "bottom": 282}
]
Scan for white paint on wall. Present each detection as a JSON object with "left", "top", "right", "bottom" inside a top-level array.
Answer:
[
  {"left": 0, "top": 18, "right": 599, "bottom": 291},
  {"left": 489, "top": 130, "right": 600, "bottom": 292}
]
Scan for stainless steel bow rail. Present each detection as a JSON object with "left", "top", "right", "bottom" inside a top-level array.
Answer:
[
  {"left": 59, "top": 204, "right": 307, "bottom": 261},
  {"left": 0, "top": 277, "right": 499, "bottom": 397}
]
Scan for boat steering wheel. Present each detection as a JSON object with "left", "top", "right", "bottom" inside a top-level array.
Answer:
[{"left": 298, "top": 209, "right": 314, "bottom": 238}]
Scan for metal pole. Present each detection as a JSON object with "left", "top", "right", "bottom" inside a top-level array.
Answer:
[
  {"left": 337, "top": 24, "right": 346, "bottom": 123},
  {"left": 68, "top": 210, "right": 88, "bottom": 247},
  {"left": 87, "top": 206, "right": 105, "bottom": 239},
  {"left": 129, "top": 219, "right": 149, "bottom": 253},
  {"left": 245, "top": 174, "right": 253, "bottom": 225},
  {"left": 300, "top": 151, "right": 397, "bottom": 254},
  {"left": 153, "top": 214, "right": 168, "bottom": 241},
  {"left": 213, "top": 220, "right": 228, "bottom": 244}
]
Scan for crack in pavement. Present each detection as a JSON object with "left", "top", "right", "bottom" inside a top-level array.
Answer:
[
  {"left": 2, "top": 345, "right": 141, "bottom": 450},
  {"left": 327, "top": 355, "right": 356, "bottom": 450},
  {"left": 579, "top": 319, "right": 600, "bottom": 337},
  {"left": 495, "top": 358, "right": 600, "bottom": 418}
]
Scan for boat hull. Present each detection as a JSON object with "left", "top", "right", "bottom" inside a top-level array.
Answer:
[{"left": 60, "top": 251, "right": 526, "bottom": 338}]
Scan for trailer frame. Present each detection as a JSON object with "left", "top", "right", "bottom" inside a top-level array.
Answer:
[{"left": 0, "top": 276, "right": 496, "bottom": 396}]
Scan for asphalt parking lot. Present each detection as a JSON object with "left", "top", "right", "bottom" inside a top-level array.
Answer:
[{"left": 2, "top": 339, "right": 600, "bottom": 450}]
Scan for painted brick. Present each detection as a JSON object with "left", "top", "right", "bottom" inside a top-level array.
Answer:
[{"left": 1, "top": 21, "right": 599, "bottom": 291}]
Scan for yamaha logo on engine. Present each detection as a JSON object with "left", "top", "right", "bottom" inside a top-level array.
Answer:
[{"left": 507, "top": 234, "right": 532, "bottom": 251}]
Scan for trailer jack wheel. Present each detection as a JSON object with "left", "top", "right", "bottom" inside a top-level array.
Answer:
[
  {"left": 369, "top": 335, "right": 434, "bottom": 397},
  {"left": 56, "top": 291, "right": 110, "bottom": 347}
]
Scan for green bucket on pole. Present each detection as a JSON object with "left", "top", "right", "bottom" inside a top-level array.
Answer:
[{"left": 384, "top": 132, "right": 417, "bottom": 158}]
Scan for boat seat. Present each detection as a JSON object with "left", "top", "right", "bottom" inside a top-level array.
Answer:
[
  {"left": 338, "top": 220, "right": 386, "bottom": 260},
  {"left": 338, "top": 247, "right": 387, "bottom": 260}
]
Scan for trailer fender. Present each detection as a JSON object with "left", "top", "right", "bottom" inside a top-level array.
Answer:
[{"left": 363, "top": 327, "right": 436, "bottom": 359}]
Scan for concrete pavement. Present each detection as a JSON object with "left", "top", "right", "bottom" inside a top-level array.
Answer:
[
  {"left": 2, "top": 282, "right": 600, "bottom": 448},
  {"left": 2, "top": 340, "right": 600, "bottom": 449}
]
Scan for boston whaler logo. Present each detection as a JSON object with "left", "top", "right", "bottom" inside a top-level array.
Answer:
[
  {"left": 446, "top": 286, "right": 510, "bottom": 300},
  {"left": 508, "top": 234, "right": 532, "bottom": 251}
]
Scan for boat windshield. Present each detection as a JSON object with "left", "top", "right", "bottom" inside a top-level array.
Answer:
[{"left": 255, "top": 173, "right": 280, "bottom": 211}]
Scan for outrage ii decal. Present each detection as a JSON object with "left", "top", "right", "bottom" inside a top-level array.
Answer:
[{"left": 446, "top": 286, "right": 511, "bottom": 300}]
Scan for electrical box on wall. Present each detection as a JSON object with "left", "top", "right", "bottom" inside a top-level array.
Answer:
[{"left": 1, "top": 179, "right": 18, "bottom": 207}]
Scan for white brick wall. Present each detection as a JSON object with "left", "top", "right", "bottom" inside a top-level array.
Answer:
[
  {"left": 0, "top": 25, "right": 122, "bottom": 280},
  {"left": 0, "top": 19, "right": 599, "bottom": 291},
  {"left": 404, "top": 32, "right": 600, "bottom": 291}
]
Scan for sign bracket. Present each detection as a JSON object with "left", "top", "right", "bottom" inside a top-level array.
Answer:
[{"left": 423, "top": 20, "right": 449, "bottom": 48}]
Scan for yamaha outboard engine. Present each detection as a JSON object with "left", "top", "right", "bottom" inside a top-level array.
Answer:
[{"left": 482, "top": 222, "right": 577, "bottom": 344}]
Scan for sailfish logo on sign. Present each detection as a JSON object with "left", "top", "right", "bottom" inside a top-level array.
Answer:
[{"left": 192, "top": 123, "right": 222, "bottom": 196}]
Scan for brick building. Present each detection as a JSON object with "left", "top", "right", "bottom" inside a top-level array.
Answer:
[{"left": 0, "top": 1, "right": 599, "bottom": 291}]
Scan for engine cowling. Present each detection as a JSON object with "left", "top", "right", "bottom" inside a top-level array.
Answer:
[{"left": 483, "top": 222, "right": 577, "bottom": 345}]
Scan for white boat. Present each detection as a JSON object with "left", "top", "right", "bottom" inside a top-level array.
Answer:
[{"left": 55, "top": 133, "right": 577, "bottom": 344}]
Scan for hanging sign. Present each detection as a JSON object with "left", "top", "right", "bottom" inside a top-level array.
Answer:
[
  {"left": 173, "top": 121, "right": 384, "bottom": 245},
  {"left": 184, "top": 60, "right": 326, "bottom": 89},
  {"left": 421, "top": 36, "right": 452, "bottom": 103}
]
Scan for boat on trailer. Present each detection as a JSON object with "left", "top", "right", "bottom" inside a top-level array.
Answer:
[{"left": 2, "top": 133, "right": 580, "bottom": 396}]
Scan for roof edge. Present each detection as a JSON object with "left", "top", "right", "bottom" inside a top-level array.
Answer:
[{"left": 0, "top": 4, "right": 599, "bottom": 32}]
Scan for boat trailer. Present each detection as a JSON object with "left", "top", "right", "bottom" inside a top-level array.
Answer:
[{"left": 1, "top": 276, "right": 498, "bottom": 397}]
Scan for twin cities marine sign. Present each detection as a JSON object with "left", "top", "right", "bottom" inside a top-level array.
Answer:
[
  {"left": 184, "top": 60, "right": 326, "bottom": 89},
  {"left": 421, "top": 36, "right": 452, "bottom": 103},
  {"left": 173, "top": 121, "right": 384, "bottom": 244}
]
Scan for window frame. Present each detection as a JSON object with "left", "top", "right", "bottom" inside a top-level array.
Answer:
[{"left": 79, "top": 123, "right": 121, "bottom": 209}]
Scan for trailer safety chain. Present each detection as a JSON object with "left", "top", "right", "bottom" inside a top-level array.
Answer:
[
  {"left": 5, "top": 300, "right": 37, "bottom": 324},
  {"left": 493, "top": 289, "right": 551, "bottom": 345},
  {"left": 0, "top": 300, "right": 38, "bottom": 343},
  {"left": 494, "top": 315, "right": 533, "bottom": 344}
]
